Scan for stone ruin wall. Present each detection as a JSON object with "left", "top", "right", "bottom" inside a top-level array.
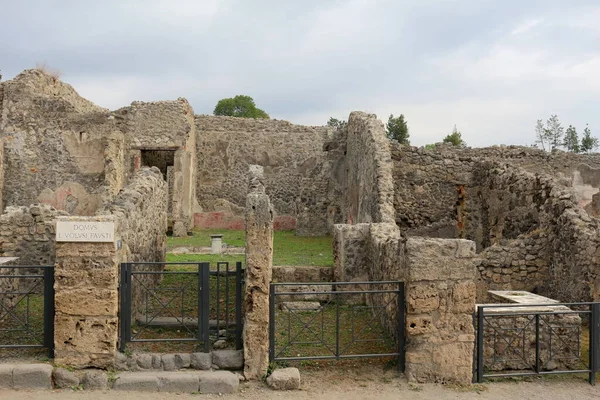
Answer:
[
  {"left": 195, "top": 116, "right": 333, "bottom": 235},
  {"left": 0, "top": 70, "right": 119, "bottom": 215},
  {"left": 0, "top": 204, "right": 68, "bottom": 265},
  {"left": 96, "top": 166, "right": 168, "bottom": 264},
  {"left": 392, "top": 143, "right": 600, "bottom": 302},
  {"left": 342, "top": 112, "right": 395, "bottom": 225}
]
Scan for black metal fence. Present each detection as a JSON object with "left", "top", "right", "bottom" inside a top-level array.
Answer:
[
  {"left": 0, "top": 265, "right": 54, "bottom": 358},
  {"left": 119, "top": 262, "right": 243, "bottom": 352},
  {"left": 269, "top": 281, "right": 405, "bottom": 370},
  {"left": 475, "top": 302, "right": 600, "bottom": 384}
]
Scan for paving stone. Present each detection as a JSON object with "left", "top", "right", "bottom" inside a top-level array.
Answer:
[
  {"left": 113, "top": 373, "right": 159, "bottom": 392},
  {"left": 0, "top": 364, "right": 14, "bottom": 389},
  {"left": 13, "top": 364, "right": 53, "bottom": 390},
  {"left": 157, "top": 372, "right": 199, "bottom": 393},
  {"left": 212, "top": 350, "right": 244, "bottom": 370},
  {"left": 266, "top": 367, "right": 301, "bottom": 390},
  {"left": 81, "top": 370, "right": 109, "bottom": 390},
  {"left": 161, "top": 354, "right": 177, "bottom": 371},
  {"left": 198, "top": 371, "right": 239, "bottom": 394},
  {"left": 53, "top": 367, "right": 79, "bottom": 389},
  {"left": 151, "top": 354, "right": 162, "bottom": 370},
  {"left": 191, "top": 352, "right": 212, "bottom": 370}
]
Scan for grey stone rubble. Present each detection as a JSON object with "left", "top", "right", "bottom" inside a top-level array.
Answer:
[{"left": 266, "top": 367, "right": 301, "bottom": 390}]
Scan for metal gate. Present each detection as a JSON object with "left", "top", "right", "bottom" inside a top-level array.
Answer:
[
  {"left": 475, "top": 302, "right": 600, "bottom": 384},
  {"left": 269, "top": 281, "right": 405, "bottom": 371},
  {"left": 119, "top": 261, "right": 244, "bottom": 352},
  {"left": 0, "top": 265, "right": 55, "bottom": 358}
]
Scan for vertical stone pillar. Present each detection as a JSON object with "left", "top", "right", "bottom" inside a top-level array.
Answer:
[
  {"left": 243, "top": 165, "right": 273, "bottom": 380},
  {"left": 53, "top": 216, "right": 121, "bottom": 368},
  {"left": 404, "top": 237, "right": 476, "bottom": 384}
]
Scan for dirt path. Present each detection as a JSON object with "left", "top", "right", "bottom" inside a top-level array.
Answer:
[{"left": 1, "top": 366, "right": 598, "bottom": 399}]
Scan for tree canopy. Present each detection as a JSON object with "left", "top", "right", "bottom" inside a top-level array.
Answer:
[
  {"left": 443, "top": 125, "right": 466, "bottom": 146},
  {"left": 535, "top": 115, "right": 599, "bottom": 153},
  {"left": 386, "top": 114, "right": 409, "bottom": 144},
  {"left": 327, "top": 117, "right": 347, "bottom": 131},
  {"left": 213, "top": 95, "right": 269, "bottom": 119}
]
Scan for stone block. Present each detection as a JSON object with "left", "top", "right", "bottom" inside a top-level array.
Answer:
[
  {"left": 212, "top": 350, "right": 244, "bottom": 370},
  {"left": 135, "top": 353, "right": 153, "bottom": 369},
  {"left": 191, "top": 352, "right": 212, "bottom": 370},
  {"left": 53, "top": 367, "right": 79, "bottom": 389},
  {"left": 161, "top": 354, "right": 178, "bottom": 371},
  {"left": 198, "top": 371, "right": 239, "bottom": 394},
  {"left": 266, "top": 368, "right": 301, "bottom": 390},
  {"left": 174, "top": 353, "right": 191, "bottom": 369},
  {"left": 406, "top": 238, "right": 476, "bottom": 281},
  {"left": 158, "top": 373, "right": 199, "bottom": 393},
  {"left": 81, "top": 370, "right": 109, "bottom": 390},
  {"left": 54, "top": 288, "right": 118, "bottom": 316},
  {"left": 113, "top": 373, "right": 159, "bottom": 392},
  {"left": 12, "top": 364, "right": 53, "bottom": 390},
  {"left": 0, "top": 364, "right": 14, "bottom": 389}
]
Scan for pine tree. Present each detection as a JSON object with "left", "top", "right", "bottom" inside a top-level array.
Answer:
[{"left": 563, "top": 125, "right": 580, "bottom": 153}]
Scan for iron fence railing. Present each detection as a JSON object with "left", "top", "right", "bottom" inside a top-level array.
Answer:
[
  {"left": 119, "top": 262, "right": 243, "bottom": 352},
  {"left": 0, "top": 265, "right": 54, "bottom": 358},
  {"left": 475, "top": 302, "right": 600, "bottom": 385},
  {"left": 269, "top": 281, "right": 405, "bottom": 371}
]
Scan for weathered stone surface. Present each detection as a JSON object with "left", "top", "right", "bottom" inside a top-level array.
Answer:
[
  {"left": 213, "top": 350, "right": 244, "bottom": 370},
  {"left": 135, "top": 353, "right": 153, "bottom": 370},
  {"left": 198, "top": 371, "right": 239, "bottom": 394},
  {"left": 53, "top": 367, "right": 79, "bottom": 389},
  {"left": 12, "top": 364, "right": 53, "bottom": 390},
  {"left": 157, "top": 373, "right": 199, "bottom": 393},
  {"left": 81, "top": 370, "right": 109, "bottom": 390},
  {"left": 191, "top": 353, "right": 212, "bottom": 370},
  {"left": 161, "top": 354, "right": 178, "bottom": 371},
  {"left": 174, "top": 353, "right": 191, "bottom": 369},
  {"left": 113, "top": 373, "right": 159, "bottom": 392},
  {"left": 0, "top": 364, "right": 14, "bottom": 389},
  {"left": 280, "top": 302, "right": 322, "bottom": 311},
  {"left": 266, "top": 368, "right": 301, "bottom": 390},
  {"left": 243, "top": 166, "right": 273, "bottom": 380}
]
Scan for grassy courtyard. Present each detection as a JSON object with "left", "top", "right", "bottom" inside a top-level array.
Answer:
[{"left": 167, "top": 229, "right": 333, "bottom": 267}]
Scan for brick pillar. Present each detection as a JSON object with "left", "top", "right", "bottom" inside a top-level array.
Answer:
[
  {"left": 243, "top": 166, "right": 273, "bottom": 380},
  {"left": 404, "top": 237, "right": 477, "bottom": 384},
  {"left": 53, "top": 216, "right": 121, "bottom": 368}
]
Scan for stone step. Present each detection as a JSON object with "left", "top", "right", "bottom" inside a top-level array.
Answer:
[
  {"left": 0, "top": 364, "right": 53, "bottom": 390},
  {"left": 113, "top": 370, "right": 239, "bottom": 393},
  {"left": 135, "top": 316, "right": 235, "bottom": 329}
]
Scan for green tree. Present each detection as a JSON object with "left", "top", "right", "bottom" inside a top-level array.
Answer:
[
  {"left": 213, "top": 95, "right": 269, "bottom": 119},
  {"left": 580, "top": 124, "right": 599, "bottom": 153},
  {"left": 443, "top": 125, "right": 466, "bottom": 146},
  {"left": 563, "top": 125, "right": 580, "bottom": 153},
  {"left": 327, "top": 117, "right": 347, "bottom": 130},
  {"left": 386, "top": 114, "right": 410, "bottom": 144},
  {"left": 545, "top": 114, "right": 564, "bottom": 150}
]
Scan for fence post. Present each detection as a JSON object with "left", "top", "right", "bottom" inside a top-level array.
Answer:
[
  {"left": 43, "top": 266, "right": 55, "bottom": 359},
  {"left": 200, "top": 262, "right": 210, "bottom": 353},
  {"left": 120, "top": 263, "right": 132, "bottom": 351},
  {"left": 590, "top": 303, "right": 600, "bottom": 385},
  {"left": 269, "top": 283, "right": 275, "bottom": 362},
  {"left": 398, "top": 282, "right": 405, "bottom": 373},
  {"left": 235, "top": 262, "right": 243, "bottom": 350},
  {"left": 477, "top": 306, "right": 484, "bottom": 383}
]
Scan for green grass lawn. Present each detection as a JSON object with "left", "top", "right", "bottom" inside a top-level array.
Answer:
[{"left": 167, "top": 230, "right": 333, "bottom": 267}]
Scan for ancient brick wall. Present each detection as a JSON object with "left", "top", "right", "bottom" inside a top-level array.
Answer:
[
  {"left": 0, "top": 204, "right": 68, "bottom": 265},
  {"left": 96, "top": 167, "right": 168, "bottom": 263},
  {"left": 195, "top": 116, "right": 331, "bottom": 235}
]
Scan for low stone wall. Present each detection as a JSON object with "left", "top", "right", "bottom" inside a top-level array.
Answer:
[{"left": 0, "top": 204, "right": 67, "bottom": 265}]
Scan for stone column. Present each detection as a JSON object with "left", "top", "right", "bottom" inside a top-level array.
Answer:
[
  {"left": 404, "top": 237, "right": 477, "bottom": 384},
  {"left": 53, "top": 216, "right": 121, "bottom": 368},
  {"left": 243, "top": 165, "right": 273, "bottom": 380}
]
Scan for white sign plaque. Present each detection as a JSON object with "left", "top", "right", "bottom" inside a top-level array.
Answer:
[{"left": 56, "top": 221, "right": 115, "bottom": 243}]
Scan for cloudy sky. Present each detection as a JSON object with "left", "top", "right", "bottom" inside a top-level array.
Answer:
[{"left": 2, "top": 0, "right": 600, "bottom": 147}]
